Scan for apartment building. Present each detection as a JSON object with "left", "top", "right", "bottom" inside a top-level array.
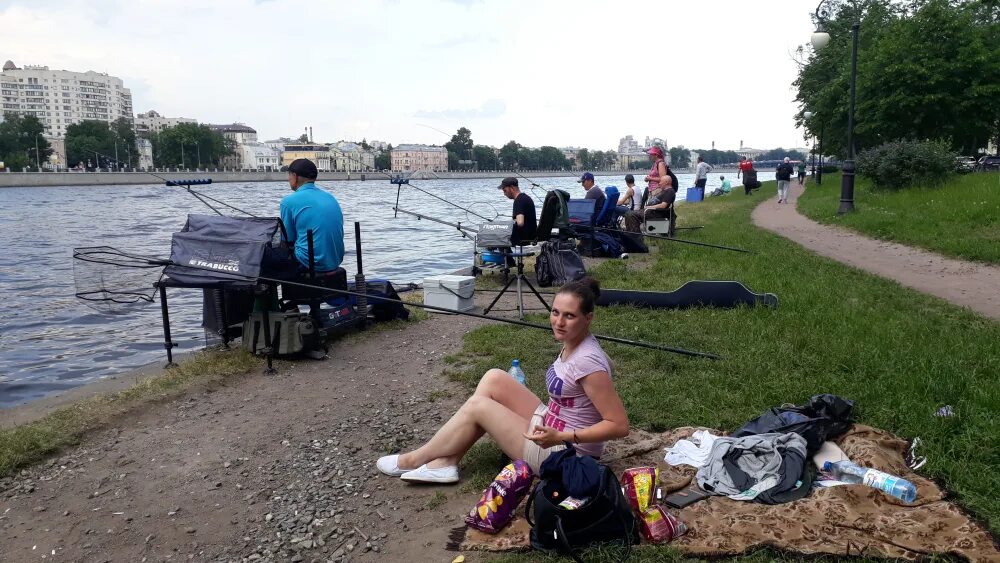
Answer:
[
  {"left": 390, "top": 144, "right": 448, "bottom": 172},
  {"left": 134, "top": 110, "right": 197, "bottom": 137},
  {"left": 1, "top": 60, "right": 133, "bottom": 138}
]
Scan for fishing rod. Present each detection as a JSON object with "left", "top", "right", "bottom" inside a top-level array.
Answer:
[
  {"left": 147, "top": 172, "right": 261, "bottom": 218},
  {"left": 77, "top": 246, "right": 722, "bottom": 359},
  {"left": 393, "top": 207, "right": 479, "bottom": 239}
]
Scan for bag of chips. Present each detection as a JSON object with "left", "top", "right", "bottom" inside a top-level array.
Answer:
[
  {"left": 621, "top": 467, "right": 688, "bottom": 543},
  {"left": 465, "top": 460, "right": 534, "bottom": 534}
]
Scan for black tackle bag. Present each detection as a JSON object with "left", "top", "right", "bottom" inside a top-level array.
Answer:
[
  {"left": 526, "top": 463, "right": 639, "bottom": 562},
  {"left": 731, "top": 393, "right": 855, "bottom": 455},
  {"left": 535, "top": 240, "right": 586, "bottom": 287}
]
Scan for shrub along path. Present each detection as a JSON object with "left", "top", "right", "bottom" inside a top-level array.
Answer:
[{"left": 753, "top": 178, "right": 1000, "bottom": 321}]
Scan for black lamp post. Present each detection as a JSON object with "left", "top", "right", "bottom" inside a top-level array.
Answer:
[{"left": 812, "top": 0, "right": 859, "bottom": 213}]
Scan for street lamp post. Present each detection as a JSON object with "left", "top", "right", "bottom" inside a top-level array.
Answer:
[
  {"left": 34, "top": 134, "right": 41, "bottom": 171},
  {"left": 804, "top": 111, "right": 816, "bottom": 179},
  {"left": 812, "top": 0, "right": 859, "bottom": 213}
]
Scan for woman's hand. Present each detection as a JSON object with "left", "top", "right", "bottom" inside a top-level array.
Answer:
[{"left": 523, "top": 424, "right": 566, "bottom": 449}]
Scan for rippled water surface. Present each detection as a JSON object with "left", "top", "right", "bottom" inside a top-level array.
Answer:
[{"left": 0, "top": 173, "right": 716, "bottom": 408}]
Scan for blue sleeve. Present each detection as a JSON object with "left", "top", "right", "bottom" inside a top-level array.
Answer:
[{"left": 280, "top": 199, "right": 296, "bottom": 244}]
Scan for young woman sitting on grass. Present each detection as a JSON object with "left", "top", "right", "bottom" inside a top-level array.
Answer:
[{"left": 376, "top": 277, "right": 630, "bottom": 483}]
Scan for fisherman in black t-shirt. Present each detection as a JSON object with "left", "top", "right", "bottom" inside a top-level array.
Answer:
[{"left": 498, "top": 177, "right": 537, "bottom": 245}]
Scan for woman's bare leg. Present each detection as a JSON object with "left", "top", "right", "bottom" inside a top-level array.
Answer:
[{"left": 397, "top": 369, "right": 542, "bottom": 469}]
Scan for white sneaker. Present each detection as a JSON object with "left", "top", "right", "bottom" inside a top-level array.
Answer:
[
  {"left": 400, "top": 464, "right": 460, "bottom": 484},
  {"left": 376, "top": 454, "right": 408, "bottom": 477}
]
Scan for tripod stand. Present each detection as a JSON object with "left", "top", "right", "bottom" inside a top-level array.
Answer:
[{"left": 483, "top": 248, "right": 551, "bottom": 319}]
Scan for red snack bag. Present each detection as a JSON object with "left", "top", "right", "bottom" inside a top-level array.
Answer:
[
  {"left": 622, "top": 467, "right": 658, "bottom": 513},
  {"left": 464, "top": 460, "right": 534, "bottom": 534},
  {"left": 638, "top": 504, "right": 688, "bottom": 543},
  {"left": 621, "top": 466, "right": 688, "bottom": 543}
]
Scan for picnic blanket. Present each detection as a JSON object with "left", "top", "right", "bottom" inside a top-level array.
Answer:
[{"left": 456, "top": 425, "right": 1000, "bottom": 561}]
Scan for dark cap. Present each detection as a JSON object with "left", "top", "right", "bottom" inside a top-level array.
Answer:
[
  {"left": 624, "top": 174, "right": 635, "bottom": 183},
  {"left": 287, "top": 158, "right": 318, "bottom": 180},
  {"left": 498, "top": 177, "right": 518, "bottom": 189},
  {"left": 577, "top": 172, "right": 595, "bottom": 183}
]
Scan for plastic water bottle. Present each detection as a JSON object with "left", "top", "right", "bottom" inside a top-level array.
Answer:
[
  {"left": 509, "top": 360, "right": 526, "bottom": 385},
  {"left": 823, "top": 460, "right": 917, "bottom": 503}
]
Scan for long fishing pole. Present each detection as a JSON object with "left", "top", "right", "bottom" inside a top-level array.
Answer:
[
  {"left": 393, "top": 207, "right": 479, "bottom": 239},
  {"left": 147, "top": 172, "right": 261, "bottom": 218},
  {"left": 78, "top": 248, "right": 721, "bottom": 359}
]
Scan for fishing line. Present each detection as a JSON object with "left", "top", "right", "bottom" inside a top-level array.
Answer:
[{"left": 76, "top": 248, "right": 723, "bottom": 359}]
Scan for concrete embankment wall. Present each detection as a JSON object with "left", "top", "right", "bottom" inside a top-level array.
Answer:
[{"left": 0, "top": 167, "right": 735, "bottom": 188}]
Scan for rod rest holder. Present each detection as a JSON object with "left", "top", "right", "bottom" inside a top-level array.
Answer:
[{"left": 165, "top": 178, "right": 213, "bottom": 186}]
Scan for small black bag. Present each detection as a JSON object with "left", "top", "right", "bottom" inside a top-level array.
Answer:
[
  {"left": 535, "top": 240, "right": 586, "bottom": 287},
  {"left": 526, "top": 464, "right": 639, "bottom": 562},
  {"left": 731, "top": 394, "right": 855, "bottom": 455}
]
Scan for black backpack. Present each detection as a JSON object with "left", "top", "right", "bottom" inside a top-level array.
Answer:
[
  {"left": 535, "top": 240, "right": 586, "bottom": 287},
  {"left": 526, "top": 464, "right": 639, "bottom": 562}
]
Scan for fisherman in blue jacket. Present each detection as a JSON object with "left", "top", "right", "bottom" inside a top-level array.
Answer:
[{"left": 280, "top": 158, "right": 345, "bottom": 272}]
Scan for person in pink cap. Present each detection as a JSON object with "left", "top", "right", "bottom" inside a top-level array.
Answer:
[{"left": 642, "top": 146, "right": 675, "bottom": 220}]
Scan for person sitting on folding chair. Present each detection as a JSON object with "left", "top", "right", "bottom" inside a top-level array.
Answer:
[
  {"left": 280, "top": 158, "right": 345, "bottom": 273},
  {"left": 499, "top": 177, "right": 537, "bottom": 247}
]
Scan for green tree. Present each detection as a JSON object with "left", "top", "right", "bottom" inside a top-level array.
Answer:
[
  {"left": 473, "top": 145, "right": 499, "bottom": 170},
  {"left": 577, "top": 148, "right": 591, "bottom": 169},
  {"left": 668, "top": 146, "right": 690, "bottom": 168},
  {"left": 0, "top": 113, "right": 52, "bottom": 170},
  {"left": 151, "top": 123, "right": 233, "bottom": 168},
  {"left": 794, "top": 0, "right": 1000, "bottom": 157},
  {"left": 499, "top": 140, "right": 521, "bottom": 168},
  {"left": 374, "top": 144, "right": 392, "bottom": 171},
  {"left": 297, "top": 133, "right": 309, "bottom": 143},
  {"left": 445, "top": 127, "right": 474, "bottom": 158},
  {"left": 537, "top": 146, "right": 569, "bottom": 170},
  {"left": 66, "top": 120, "right": 115, "bottom": 169},
  {"left": 517, "top": 147, "right": 538, "bottom": 170}
]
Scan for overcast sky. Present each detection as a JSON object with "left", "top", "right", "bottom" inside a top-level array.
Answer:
[{"left": 3, "top": 0, "right": 818, "bottom": 151}]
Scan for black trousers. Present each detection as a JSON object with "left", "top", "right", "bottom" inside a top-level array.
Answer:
[{"left": 695, "top": 178, "right": 707, "bottom": 188}]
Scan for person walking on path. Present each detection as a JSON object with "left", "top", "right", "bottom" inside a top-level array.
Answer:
[
  {"left": 695, "top": 156, "right": 713, "bottom": 190},
  {"left": 775, "top": 157, "right": 794, "bottom": 204},
  {"left": 737, "top": 157, "right": 757, "bottom": 195},
  {"left": 797, "top": 160, "right": 807, "bottom": 185}
]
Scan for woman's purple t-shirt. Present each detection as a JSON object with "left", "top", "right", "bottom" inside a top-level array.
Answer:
[{"left": 542, "top": 334, "right": 612, "bottom": 458}]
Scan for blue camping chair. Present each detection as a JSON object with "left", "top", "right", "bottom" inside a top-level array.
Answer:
[{"left": 595, "top": 185, "right": 623, "bottom": 228}]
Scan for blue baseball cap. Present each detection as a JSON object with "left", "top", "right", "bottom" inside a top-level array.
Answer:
[{"left": 577, "top": 172, "right": 595, "bottom": 183}]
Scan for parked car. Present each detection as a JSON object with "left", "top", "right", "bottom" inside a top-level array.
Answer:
[
  {"left": 976, "top": 155, "right": 1000, "bottom": 171},
  {"left": 955, "top": 156, "right": 977, "bottom": 173}
]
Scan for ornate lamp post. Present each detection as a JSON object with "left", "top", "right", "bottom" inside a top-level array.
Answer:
[
  {"left": 812, "top": 0, "right": 859, "bottom": 213},
  {"left": 803, "top": 111, "right": 816, "bottom": 179}
]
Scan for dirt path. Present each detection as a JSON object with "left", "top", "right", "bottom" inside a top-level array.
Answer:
[
  {"left": 0, "top": 287, "right": 548, "bottom": 563},
  {"left": 752, "top": 179, "right": 1000, "bottom": 321}
]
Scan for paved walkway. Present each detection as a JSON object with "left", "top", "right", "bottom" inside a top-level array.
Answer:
[{"left": 751, "top": 179, "right": 1000, "bottom": 321}]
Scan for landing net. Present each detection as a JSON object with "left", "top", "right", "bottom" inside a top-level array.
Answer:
[{"left": 73, "top": 246, "right": 167, "bottom": 314}]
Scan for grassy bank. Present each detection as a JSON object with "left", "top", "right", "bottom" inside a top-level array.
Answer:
[
  {"left": 445, "top": 182, "right": 1000, "bottom": 559},
  {"left": 0, "top": 349, "right": 260, "bottom": 478},
  {"left": 798, "top": 172, "right": 1000, "bottom": 263}
]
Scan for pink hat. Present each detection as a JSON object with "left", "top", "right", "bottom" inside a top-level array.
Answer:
[{"left": 646, "top": 146, "right": 663, "bottom": 157}]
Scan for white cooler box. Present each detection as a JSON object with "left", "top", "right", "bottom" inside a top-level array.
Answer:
[{"left": 424, "top": 275, "right": 476, "bottom": 313}]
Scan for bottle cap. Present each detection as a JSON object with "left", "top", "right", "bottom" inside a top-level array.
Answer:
[{"left": 512, "top": 359, "right": 520, "bottom": 367}]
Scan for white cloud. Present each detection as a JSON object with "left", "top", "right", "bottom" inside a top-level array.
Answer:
[{"left": 2, "top": 0, "right": 817, "bottom": 151}]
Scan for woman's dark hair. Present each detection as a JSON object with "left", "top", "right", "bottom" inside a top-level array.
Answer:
[{"left": 557, "top": 277, "right": 601, "bottom": 314}]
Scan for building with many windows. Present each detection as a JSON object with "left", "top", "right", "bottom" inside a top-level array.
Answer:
[
  {"left": 331, "top": 141, "right": 374, "bottom": 172},
  {"left": 134, "top": 110, "right": 196, "bottom": 137},
  {"left": 281, "top": 143, "right": 332, "bottom": 171},
  {"left": 239, "top": 143, "right": 280, "bottom": 171},
  {"left": 390, "top": 144, "right": 448, "bottom": 172},
  {"left": 1, "top": 60, "right": 133, "bottom": 138}
]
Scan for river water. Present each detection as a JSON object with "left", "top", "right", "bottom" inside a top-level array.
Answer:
[{"left": 0, "top": 172, "right": 730, "bottom": 408}]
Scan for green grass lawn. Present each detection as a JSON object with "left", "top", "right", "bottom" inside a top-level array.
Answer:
[
  {"left": 798, "top": 172, "right": 1000, "bottom": 264},
  {"left": 445, "top": 183, "right": 1000, "bottom": 560}
]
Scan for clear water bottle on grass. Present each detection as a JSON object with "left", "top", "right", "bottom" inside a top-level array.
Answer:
[
  {"left": 823, "top": 460, "right": 917, "bottom": 503},
  {"left": 509, "top": 359, "right": 526, "bottom": 385}
]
